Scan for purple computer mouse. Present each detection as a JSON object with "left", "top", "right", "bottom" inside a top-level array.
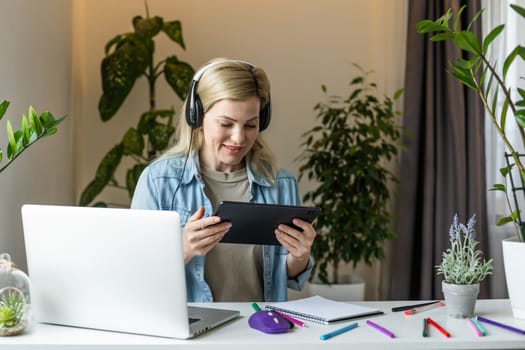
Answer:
[{"left": 248, "top": 310, "right": 292, "bottom": 334}]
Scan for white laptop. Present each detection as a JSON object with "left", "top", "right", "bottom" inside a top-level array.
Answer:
[{"left": 21, "top": 204, "right": 240, "bottom": 339}]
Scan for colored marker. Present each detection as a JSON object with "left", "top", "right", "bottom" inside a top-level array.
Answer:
[
  {"left": 366, "top": 320, "right": 395, "bottom": 338},
  {"left": 392, "top": 300, "right": 441, "bottom": 312},
  {"left": 467, "top": 317, "right": 483, "bottom": 337},
  {"left": 251, "top": 302, "right": 261, "bottom": 312},
  {"left": 470, "top": 317, "right": 487, "bottom": 336},
  {"left": 422, "top": 318, "right": 428, "bottom": 337},
  {"left": 404, "top": 301, "right": 445, "bottom": 315},
  {"left": 477, "top": 316, "right": 525, "bottom": 335},
  {"left": 426, "top": 317, "right": 451, "bottom": 338},
  {"left": 274, "top": 310, "right": 305, "bottom": 327},
  {"left": 320, "top": 322, "right": 358, "bottom": 341}
]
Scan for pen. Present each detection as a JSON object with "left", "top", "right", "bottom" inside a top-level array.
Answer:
[
  {"left": 392, "top": 300, "right": 441, "bottom": 312},
  {"left": 426, "top": 317, "right": 451, "bottom": 338},
  {"left": 477, "top": 316, "right": 525, "bottom": 335},
  {"left": 251, "top": 302, "right": 261, "bottom": 312},
  {"left": 466, "top": 317, "right": 483, "bottom": 337},
  {"left": 320, "top": 322, "right": 358, "bottom": 341},
  {"left": 274, "top": 310, "right": 305, "bottom": 327},
  {"left": 404, "top": 301, "right": 445, "bottom": 315},
  {"left": 366, "top": 320, "right": 395, "bottom": 338},
  {"left": 422, "top": 318, "right": 428, "bottom": 337},
  {"left": 470, "top": 317, "right": 487, "bottom": 336}
]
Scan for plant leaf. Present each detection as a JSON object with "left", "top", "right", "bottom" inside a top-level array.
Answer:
[
  {"left": 161, "top": 20, "right": 185, "bottom": 49},
  {"left": 489, "top": 183, "right": 506, "bottom": 192},
  {"left": 454, "top": 31, "right": 481, "bottom": 54},
  {"left": 0, "top": 100, "right": 9, "bottom": 120},
  {"left": 126, "top": 163, "right": 148, "bottom": 199},
  {"left": 78, "top": 144, "right": 123, "bottom": 206},
  {"left": 510, "top": 4, "right": 525, "bottom": 19},
  {"left": 132, "top": 16, "right": 163, "bottom": 37},
  {"left": 6, "top": 120, "right": 16, "bottom": 158},
  {"left": 503, "top": 45, "right": 525, "bottom": 78},
  {"left": 163, "top": 55, "right": 194, "bottom": 100},
  {"left": 482, "top": 24, "right": 505, "bottom": 53},
  {"left": 149, "top": 123, "right": 174, "bottom": 151},
  {"left": 416, "top": 20, "right": 448, "bottom": 34},
  {"left": 98, "top": 35, "right": 151, "bottom": 121},
  {"left": 122, "top": 127, "right": 144, "bottom": 155}
]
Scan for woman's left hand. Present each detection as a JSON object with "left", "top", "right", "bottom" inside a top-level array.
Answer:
[{"left": 275, "top": 219, "right": 317, "bottom": 277}]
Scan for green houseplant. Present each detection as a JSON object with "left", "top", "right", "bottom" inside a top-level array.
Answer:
[
  {"left": 79, "top": 3, "right": 194, "bottom": 207},
  {"left": 297, "top": 65, "right": 404, "bottom": 286},
  {"left": 416, "top": 4, "right": 525, "bottom": 241},
  {"left": 0, "top": 100, "right": 65, "bottom": 175},
  {"left": 438, "top": 214, "right": 493, "bottom": 318},
  {"left": 417, "top": 3, "right": 525, "bottom": 319}
]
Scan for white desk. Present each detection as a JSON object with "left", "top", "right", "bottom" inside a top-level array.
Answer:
[{"left": 2, "top": 299, "right": 524, "bottom": 350}]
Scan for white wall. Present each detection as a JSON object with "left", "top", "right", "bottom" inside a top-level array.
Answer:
[
  {"left": 0, "top": 0, "right": 74, "bottom": 272},
  {"left": 73, "top": 0, "right": 407, "bottom": 299}
]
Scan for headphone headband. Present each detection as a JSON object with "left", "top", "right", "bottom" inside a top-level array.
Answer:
[
  {"left": 185, "top": 59, "right": 272, "bottom": 131},
  {"left": 192, "top": 59, "right": 254, "bottom": 82}
]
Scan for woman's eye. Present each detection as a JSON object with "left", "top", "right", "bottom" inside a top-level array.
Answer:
[
  {"left": 220, "top": 123, "right": 233, "bottom": 128},
  {"left": 245, "top": 124, "right": 257, "bottom": 129}
]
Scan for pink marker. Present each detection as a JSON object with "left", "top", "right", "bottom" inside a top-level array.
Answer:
[{"left": 467, "top": 317, "right": 483, "bottom": 337}]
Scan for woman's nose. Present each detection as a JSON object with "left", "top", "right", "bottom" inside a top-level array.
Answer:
[{"left": 231, "top": 127, "right": 245, "bottom": 143}]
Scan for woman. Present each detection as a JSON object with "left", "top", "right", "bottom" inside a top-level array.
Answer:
[{"left": 131, "top": 58, "right": 316, "bottom": 302}]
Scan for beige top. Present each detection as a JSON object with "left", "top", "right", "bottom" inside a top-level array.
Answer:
[{"left": 201, "top": 166, "right": 264, "bottom": 301}]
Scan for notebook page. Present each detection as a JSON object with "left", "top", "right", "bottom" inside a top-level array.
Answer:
[{"left": 265, "top": 295, "right": 382, "bottom": 324}]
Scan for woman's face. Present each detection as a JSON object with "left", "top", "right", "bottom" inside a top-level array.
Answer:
[{"left": 199, "top": 96, "right": 261, "bottom": 172}]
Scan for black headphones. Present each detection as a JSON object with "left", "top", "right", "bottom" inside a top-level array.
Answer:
[{"left": 184, "top": 60, "right": 272, "bottom": 131}]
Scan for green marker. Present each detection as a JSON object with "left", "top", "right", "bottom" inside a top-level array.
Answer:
[
  {"left": 252, "top": 302, "right": 261, "bottom": 312},
  {"left": 422, "top": 318, "right": 428, "bottom": 337}
]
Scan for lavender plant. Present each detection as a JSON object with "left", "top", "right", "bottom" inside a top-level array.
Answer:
[{"left": 437, "top": 214, "right": 493, "bottom": 285}]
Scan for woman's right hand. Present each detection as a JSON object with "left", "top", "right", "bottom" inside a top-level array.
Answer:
[{"left": 182, "top": 206, "right": 231, "bottom": 263}]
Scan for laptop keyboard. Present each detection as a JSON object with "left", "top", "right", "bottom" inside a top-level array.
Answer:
[{"left": 189, "top": 317, "right": 201, "bottom": 324}]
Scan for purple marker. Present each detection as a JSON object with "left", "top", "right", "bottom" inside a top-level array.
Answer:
[
  {"left": 366, "top": 320, "right": 396, "bottom": 338},
  {"left": 477, "top": 316, "right": 525, "bottom": 335}
]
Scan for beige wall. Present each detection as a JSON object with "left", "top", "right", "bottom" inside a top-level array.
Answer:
[
  {"left": 0, "top": 0, "right": 74, "bottom": 272},
  {"left": 1, "top": 0, "right": 407, "bottom": 299},
  {"left": 73, "top": 0, "right": 408, "bottom": 299}
]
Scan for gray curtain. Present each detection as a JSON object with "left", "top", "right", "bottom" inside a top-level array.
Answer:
[{"left": 390, "top": 0, "right": 490, "bottom": 300}]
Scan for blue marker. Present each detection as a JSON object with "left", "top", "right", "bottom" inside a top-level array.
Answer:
[{"left": 320, "top": 322, "right": 358, "bottom": 341}]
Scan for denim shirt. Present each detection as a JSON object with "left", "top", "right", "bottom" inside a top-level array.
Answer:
[{"left": 131, "top": 152, "right": 312, "bottom": 302}]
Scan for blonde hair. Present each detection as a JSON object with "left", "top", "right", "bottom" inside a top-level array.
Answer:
[{"left": 163, "top": 58, "right": 277, "bottom": 181}]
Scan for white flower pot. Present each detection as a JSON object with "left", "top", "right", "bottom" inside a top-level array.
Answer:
[
  {"left": 502, "top": 237, "right": 525, "bottom": 319},
  {"left": 442, "top": 281, "right": 479, "bottom": 318}
]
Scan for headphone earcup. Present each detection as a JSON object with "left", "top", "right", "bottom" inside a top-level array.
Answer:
[
  {"left": 259, "top": 100, "right": 272, "bottom": 132},
  {"left": 185, "top": 81, "right": 203, "bottom": 129}
]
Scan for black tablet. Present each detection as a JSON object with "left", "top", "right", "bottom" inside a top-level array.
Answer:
[{"left": 214, "top": 201, "right": 321, "bottom": 246}]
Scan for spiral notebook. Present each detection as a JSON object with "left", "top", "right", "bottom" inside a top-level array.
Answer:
[{"left": 265, "top": 295, "right": 383, "bottom": 324}]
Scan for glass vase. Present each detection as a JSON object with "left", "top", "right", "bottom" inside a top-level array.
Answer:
[{"left": 0, "top": 253, "right": 31, "bottom": 336}]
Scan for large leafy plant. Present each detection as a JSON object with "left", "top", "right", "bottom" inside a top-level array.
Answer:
[
  {"left": 297, "top": 66, "right": 404, "bottom": 284},
  {"left": 0, "top": 100, "right": 65, "bottom": 175},
  {"left": 416, "top": 4, "right": 525, "bottom": 241},
  {"left": 79, "top": 5, "right": 194, "bottom": 207}
]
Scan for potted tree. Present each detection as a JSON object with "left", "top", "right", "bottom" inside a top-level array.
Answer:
[
  {"left": 417, "top": 4, "right": 525, "bottom": 318},
  {"left": 295, "top": 65, "right": 404, "bottom": 300}
]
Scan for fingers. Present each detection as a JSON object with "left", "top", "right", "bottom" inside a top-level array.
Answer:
[
  {"left": 183, "top": 207, "right": 232, "bottom": 262},
  {"left": 275, "top": 219, "right": 317, "bottom": 259}
]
